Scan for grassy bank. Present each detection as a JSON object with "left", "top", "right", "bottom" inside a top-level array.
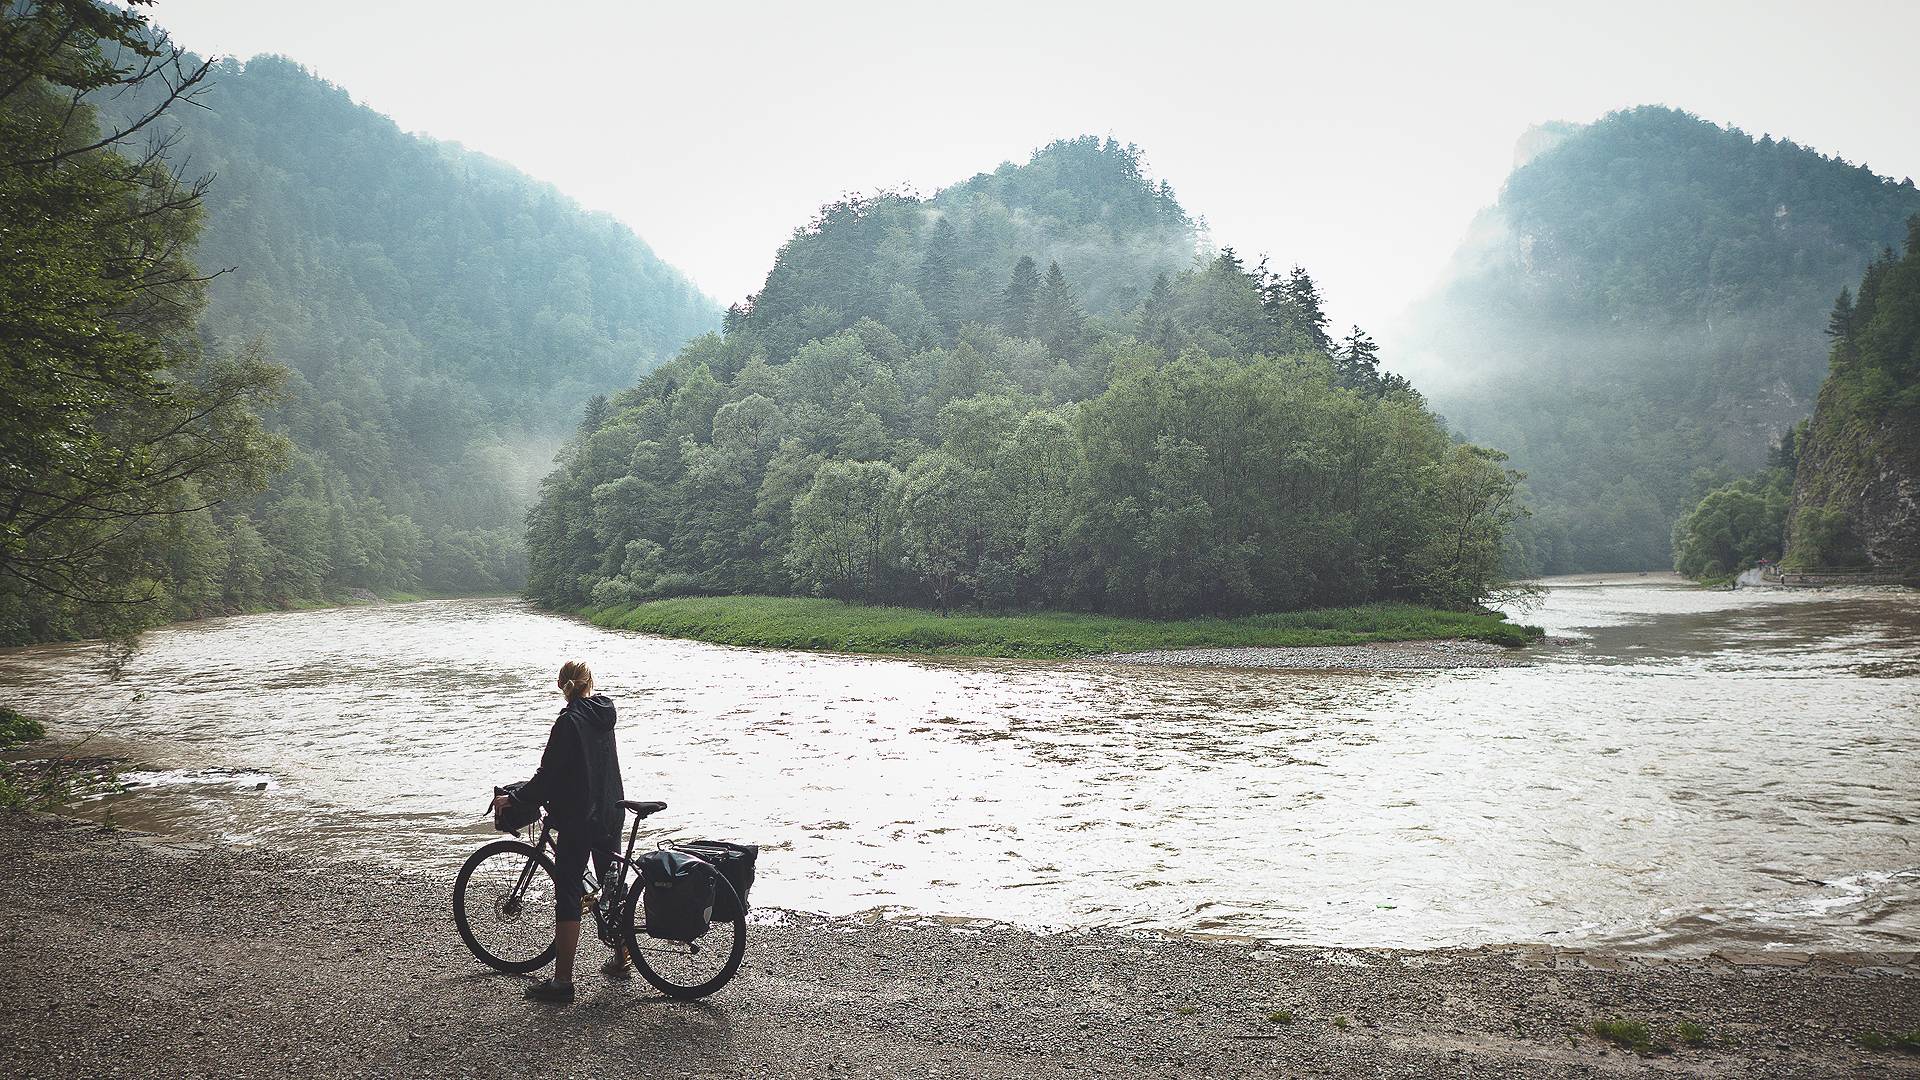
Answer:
[
  {"left": 581, "top": 595, "right": 1541, "bottom": 659},
  {"left": 0, "top": 706, "right": 49, "bottom": 810}
]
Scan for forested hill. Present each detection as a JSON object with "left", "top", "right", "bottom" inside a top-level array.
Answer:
[
  {"left": 99, "top": 54, "right": 717, "bottom": 603},
  {"left": 737, "top": 137, "right": 1199, "bottom": 357},
  {"left": 1402, "top": 106, "right": 1920, "bottom": 573},
  {"left": 527, "top": 138, "right": 1527, "bottom": 617}
]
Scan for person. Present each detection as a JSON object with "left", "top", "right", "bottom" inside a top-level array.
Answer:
[{"left": 492, "top": 660, "right": 628, "bottom": 1003}]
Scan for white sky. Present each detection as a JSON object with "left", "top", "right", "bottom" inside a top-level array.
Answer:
[{"left": 146, "top": 0, "right": 1920, "bottom": 338}]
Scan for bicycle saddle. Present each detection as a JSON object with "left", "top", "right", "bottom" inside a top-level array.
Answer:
[{"left": 620, "top": 799, "right": 667, "bottom": 819}]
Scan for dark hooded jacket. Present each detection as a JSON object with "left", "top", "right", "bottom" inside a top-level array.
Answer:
[{"left": 511, "top": 693, "right": 624, "bottom": 840}]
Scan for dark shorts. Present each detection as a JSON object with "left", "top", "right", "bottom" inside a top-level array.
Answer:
[{"left": 552, "top": 826, "right": 614, "bottom": 924}]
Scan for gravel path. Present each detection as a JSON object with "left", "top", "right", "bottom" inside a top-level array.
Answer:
[
  {"left": 2, "top": 814, "right": 1916, "bottom": 1078},
  {"left": 1100, "top": 639, "right": 1533, "bottom": 671}
]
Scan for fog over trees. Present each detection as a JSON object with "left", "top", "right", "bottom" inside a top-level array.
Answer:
[
  {"left": 1, "top": 12, "right": 716, "bottom": 643},
  {"left": 1404, "top": 106, "right": 1920, "bottom": 574}
]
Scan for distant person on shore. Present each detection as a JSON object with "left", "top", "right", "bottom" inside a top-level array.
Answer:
[{"left": 491, "top": 660, "right": 627, "bottom": 1003}]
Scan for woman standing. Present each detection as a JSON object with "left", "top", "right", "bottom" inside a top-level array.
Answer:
[{"left": 492, "top": 660, "right": 628, "bottom": 1003}]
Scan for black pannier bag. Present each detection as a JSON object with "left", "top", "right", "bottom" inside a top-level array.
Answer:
[
  {"left": 680, "top": 840, "right": 758, "bottom": 920},
  {"left": 638, "top": 849, "right": 718, "bottom": 941},
  {"left": 491, "top": 781, "right": 539, "bottom": 834}
]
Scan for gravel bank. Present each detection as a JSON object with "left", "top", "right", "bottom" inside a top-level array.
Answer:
[
  {"left": 1, "top": 814, "right": 1916, "bottom": 1079},
  {"left": 1101, "top": 638, "right": 1533, "bottom": 671}
]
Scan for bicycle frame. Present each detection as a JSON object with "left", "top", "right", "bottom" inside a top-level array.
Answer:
[{"left": 507, "top": 806, "right": 666, "bottom": 948}]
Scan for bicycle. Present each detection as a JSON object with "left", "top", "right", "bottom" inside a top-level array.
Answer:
[{"left": 452, "top": 797, "right": 748, "bottom": 1000}]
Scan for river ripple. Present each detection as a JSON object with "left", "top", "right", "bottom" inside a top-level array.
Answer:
[{"left": 1, "top": 574, "right": 1915, "bottom": 956}]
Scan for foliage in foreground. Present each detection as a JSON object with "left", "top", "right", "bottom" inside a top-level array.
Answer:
[
  {"left": 0, "top": 707, "right": 45, "bottom": 749},
  {"left": 0, "top": 2, "right": 288, "bottom": 644},
  {"left": 582, "top": 595, "right": 1538, "bottom": 658},
  {"left": 0, "top": 706, "right": 49, "bottom": 811}
]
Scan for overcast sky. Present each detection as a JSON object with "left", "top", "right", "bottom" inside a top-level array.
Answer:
[{"left": 146, "top": 0, "right": 1920, "bottom": 338}]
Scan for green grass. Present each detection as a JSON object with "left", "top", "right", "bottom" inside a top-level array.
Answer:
[
  {"left": 1267, "top": 1009, "right": 1293, "bottom": 1025},
  {"left": 1592, "top": 1017, "right": 1684, "bottom": 1054},
  {"left": 0, "top": 706, "right": 48, "bottom": 811},
  {"left": 581, "top": 595, "right": 1541, "bottom": 659},
  {"left": 1331, "top": 1015, "right": 1351, "bottom": 1030},
  {"left": 1860, "top": 1028, "right": 1920, "bottom": 1053},
  {"left": 0, "top": 707, "right": 44, "bottom": 750},
  {"left": 1588, "top": 1017, "right": 1717, "bottom": 1054},
  {"left": 1591, "top": 1017, "right": 1656, "bottom": 1052}
]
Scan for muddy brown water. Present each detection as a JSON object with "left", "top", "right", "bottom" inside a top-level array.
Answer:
[{"left": 1, "top": 574, "right": 1914, "bottom": 957}]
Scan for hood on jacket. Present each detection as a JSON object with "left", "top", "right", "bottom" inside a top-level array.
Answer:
[{"left": 567, "top": 692, "right": 617, "bottom": 731}]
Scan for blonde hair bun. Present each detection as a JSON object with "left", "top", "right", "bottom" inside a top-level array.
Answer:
[{"left": 557, "top": 660, "right": 594, "bottom": 702}]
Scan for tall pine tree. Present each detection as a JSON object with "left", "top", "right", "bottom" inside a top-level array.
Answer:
[
  {"left": 1032, "top": 261, "right": 1087, "bottom": 357},
  {"left": 1000, "top": 255, "right": 1039, "bottom": 338},
  {"left": 1335, "top": 325, "right": 1382, "bottom": 390},
  {"left": 1261, "top": 264, "right": 1332, "bottom": 354},
  {"left": 917, "top": 217, "right": 962, "bottom": 338}
]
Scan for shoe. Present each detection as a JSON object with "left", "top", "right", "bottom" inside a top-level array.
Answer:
[
  {"left": 523, "top": 977, "right": 575, "bottom": 1003},
  {"left": 601, "top": 955, "right": 632, "bottom": 981}
]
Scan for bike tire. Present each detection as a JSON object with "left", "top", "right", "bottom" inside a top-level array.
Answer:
[
  {"left": 454, "top": 839, "right": 559, "bottom": 974},
  {"left": 620, "top": 872, "right": 747, "bottom": 1000}
]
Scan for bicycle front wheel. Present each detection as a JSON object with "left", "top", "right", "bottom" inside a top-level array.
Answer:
[
  {"left": 453, "top": 839, "right": 558, "bottom": 973},
  {"left": 620, "top": 874, "right": 746, "bottom": 1000}
]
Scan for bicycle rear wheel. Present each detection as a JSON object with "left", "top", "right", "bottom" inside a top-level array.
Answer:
[
  {"left": 620, "top": 874, "right": 746, "bottom": 1000},
  {"left": 453, "top": 839, "right": 558, "bottom": 973}
]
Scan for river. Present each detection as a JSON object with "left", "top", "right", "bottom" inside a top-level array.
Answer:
[{"left": 1, "top": 574, "right": 1915, "bottom": 956}]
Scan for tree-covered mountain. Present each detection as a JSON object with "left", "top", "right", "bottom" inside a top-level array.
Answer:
[
  {"left": 526, "top": 139, "right": 1523, "bottom": 618},
  {"left": 2, "top": 18, "right": 718, "bottom": 644},
  {"left": 1785, "top": 219, "right": 1920, "bottom": 570},
  {"left": 92, "top": 53, "right": 717, "bottom": 608},
  {"left": 1402, "top": 106, "right": 1920, "bottom": 573}
]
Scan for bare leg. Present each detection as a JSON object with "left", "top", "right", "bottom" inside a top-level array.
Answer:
[{"left": 554, "top": 918, "right": 581, "bottom": 984}]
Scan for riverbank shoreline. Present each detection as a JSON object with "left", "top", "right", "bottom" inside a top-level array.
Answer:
[
  {"left": 581, "top": 594, "right": 1541, "bottom": 660},
  {"left": 1, "top": 814, "right": 1914, "bottom": 1078},
  {"left": 1099, "top": 637, "right": 1537, "bottom": 670}
]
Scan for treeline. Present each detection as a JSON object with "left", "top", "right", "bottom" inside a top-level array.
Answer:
[
  {"left": 1, "top": 7, "right": 718, "bottom": 644},
  {"left": 528, "top": 142, "right": 1522, "bottom": 617},
  {"left": 1408, "top": 106, "right": 1920, "bottom": 573}
]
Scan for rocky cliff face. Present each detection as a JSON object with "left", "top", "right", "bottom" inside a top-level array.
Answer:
[
  {"left": 1787, "top": 391, "right": 1920, "bottom": 568},
  {"left": 1784, "top": 221, "right": 1920, "bottom": 570}
]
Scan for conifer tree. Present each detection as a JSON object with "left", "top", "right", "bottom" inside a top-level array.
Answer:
[
  {"left": 1000, "top": 255, "right": 1040, "bottom": 338},
  {"left": 1031, "top": 261, "right": 1087, "bottom": 358},
  {"left": 917, "top": 218, "right": 962, "bottom": 338},
  {"left": 1825, "top": 287, "right": 1854, "bottom": 340},
  {"left": 1335, "top": 325, "right": 1382, "bottom": 390},
  {"left": 1137, "top": 273, "right": 1178, "bottom": 356}
]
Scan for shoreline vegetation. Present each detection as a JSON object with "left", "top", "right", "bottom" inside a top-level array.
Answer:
[{"left": 579, "top": 595, "right": 1542, "bottom": 659}]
